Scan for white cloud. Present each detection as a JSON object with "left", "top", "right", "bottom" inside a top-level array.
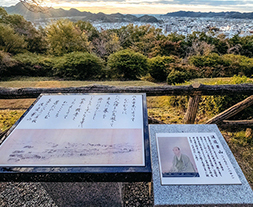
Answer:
[{"left": 0, "top": 0, "right": 19, "bottom": 7}]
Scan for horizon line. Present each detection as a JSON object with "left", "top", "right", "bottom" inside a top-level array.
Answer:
[{"left": 1, "top": 2, "right": 253, "bottom": 15}]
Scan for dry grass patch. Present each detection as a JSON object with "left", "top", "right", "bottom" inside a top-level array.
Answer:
[
  {"left": 0, "top": 77, "right": 159, "bottom": 88},
  {"left": 147, "top": 96, "right": 185, "bottom": 124},
  {"left": 0, "top": 110, "right": 25, "bottom": 131},
  {"left": 0, "top": 78, "right": 159, "bottom": 110},
  {"left": 0, "top": 99, "right": 35, "bottom": 110},
  {"left": 223, "top": 132, "right": 253, "bottom": 188}
]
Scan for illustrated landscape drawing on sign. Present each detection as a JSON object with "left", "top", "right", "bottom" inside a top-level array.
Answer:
[{"left": 0, "top": 94, "right": 145, "bottom": 167}]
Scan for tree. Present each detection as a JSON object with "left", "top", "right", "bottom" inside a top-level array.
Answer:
[
  {"left": 0, "top": 7, "right": 8, "bottom": 20},
  {"left": 107, "top": 49, "right": 149, "bottom": 80},
  {"left": 129, "top": 25, "right": 164, "bottom": 56},
  {"left": 46, "top": 19, "right": 90, "bottom": 56},
  {"left": 1, "top": 11, "right": 47, "bottom": 53},
  {"left": 0, "top": 50, "right": 18, "bottom": 77},
  {"left": 215, "top": 34, "right": 229, "bottom": 55},
  {"left": 113, "top": 24, "right": 164, "bottom": 54},
  {"left": 150, "top": 38, "right": 182, "bottom": 57},
  {"left": 239, "top": 36, "right": 253, "bottom": 57},
  {"left": 76, "top": 20, "right": 99, "bottom": 41},
  {"left": 187, "top": 40, "right": 215, "bottom": 57},
  {"left": 0, "top": 23, "right": 26, "bottom": 53},
  {"left": 185, "top": 31, "right": 229, "bottom": 56},
  {"left": 91, "top": 30, "right": 122, "bottom": 60}
]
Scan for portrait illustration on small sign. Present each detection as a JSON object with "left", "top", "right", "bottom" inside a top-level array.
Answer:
[{"left": 157, "top": 136, "right": 199, "bottom": 178}]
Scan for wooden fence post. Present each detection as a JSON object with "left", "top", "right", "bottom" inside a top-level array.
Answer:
[
  {"left": 183, "top": 83, "right": 202, "bottom": 124},
  {"left": 183, "top": 95, "right": 201, "bottom": 124}
]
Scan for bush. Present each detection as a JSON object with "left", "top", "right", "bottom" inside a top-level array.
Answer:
[
  {"left": 189, "top": 53, "right": 225, "bottom": 78},
  {"left": 107, "top": 49, "right": 149, "bottom": 80},
  {"left": 166, "top": 63, "right": 199, "bottom": 85},
  {"left": 14, "top": 52, "right": 55, "bottom": 76},
  {"left": 222, "top": 54, "right": 253, "bottom": 77},
  {"left": 189, "top": 53, "right": 253, "bottom": 78},
  {"left": 189, "top": 53, "right": 223, "bottom": 68},
  {"left": 199, "top": 75, "right": 253, "bottom": 119},
  {"left": 167, "top": 70, "right": 189, "bottom": 85},
  {"left": 148, "top": 55, "right": 176, "bottom": 82},
  {"left": 54, "top": 52, "right": 104, "bottom": 80},
  {"left": 0, "top": 50, "right": 18, "bottom": 78}
]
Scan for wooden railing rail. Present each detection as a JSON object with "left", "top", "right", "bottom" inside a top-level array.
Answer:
[
  {"left": 0, "top": 83, "right": 252, "bottom": 127},
  {"left": 0, "top": 83, "right": 252, "bottom": 99}
]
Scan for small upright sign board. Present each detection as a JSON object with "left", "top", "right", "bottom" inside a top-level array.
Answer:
[
  {"left": 156, "top": 132, "right": 241, "bottom": 185},
  {"left": 0, "top": 93, "right": 151, "bottom": 182},
  {"left": 150, "top": 124, "right": 253, "bottom": 206}
]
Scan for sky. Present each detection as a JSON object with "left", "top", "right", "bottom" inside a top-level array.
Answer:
[{"left": 0, "top": 0, "right": 252, "bottom": 14}]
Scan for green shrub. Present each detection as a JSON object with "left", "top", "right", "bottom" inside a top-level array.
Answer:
[
  {"left": 167, "top": 70, "right": 189, "bottom": 85},
  {"left": 222, "top": 54, "right": 253, "bottom": 77},
  {"left": 0, "top": 50, "right": 18, "bottom": 78},
  {"left": 107, "top": 49, "right": 149, "bottom": 80},
  {"left": 189, "top": 53, "right": 225, "bottom": 78},
  {"left": 200, "top": 75, "right": 253, "bottom": 119},
  {"left": 189, "top": 53, "right": 223, "bottom": 67},
  {"left": 13, "top": 53, "right": 55, "bottom": 76},
  {"left": 54, "top": 52, "right": 104, "bottom": 80},
  {"left": 148, "top": 55, "right": 176, "bottom": 82},
  {"left": 166, "top": 63, "right": 199, "bottom": 85},
  {"left": 189, "top": 53, "right": 253, "bottom": 78}
]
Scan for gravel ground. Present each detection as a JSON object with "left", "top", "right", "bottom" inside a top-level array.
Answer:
[
  {"left": 0, "top": 182, "right": 57, "bottom": 207},
  {"left": 123, "top": 182, "right": 153, "bottom": 207},
  {"left": 0, "top": 182, "right": 153, "bottom": 207}
]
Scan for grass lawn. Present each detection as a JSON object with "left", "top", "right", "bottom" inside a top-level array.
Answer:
[
  {"left": 0, "top": 76, "right": 160, "bottom": 88},
  {"left": 0, "top": 77, "right": 252, "bottom": 189}
]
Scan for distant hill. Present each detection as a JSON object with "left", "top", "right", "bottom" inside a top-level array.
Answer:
[
  {"left": 162, "top": 11, "right": 253, "bottom": 19},
  {"left": 3, "top": 2, "right": 161, "bottom": 23}
]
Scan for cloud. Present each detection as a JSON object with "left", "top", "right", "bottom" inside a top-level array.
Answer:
[
  {"left": 0, "top": 0, "right": 251, "bottom": 7},
  {"left": 52, "top": 0, "right": 249, "bottom": 6},
  {"left": 171, "top": 0, "right": 243, "bottom": 6},
  {"left": 1, "top": 0, "right": 19, "bottom": 7}
]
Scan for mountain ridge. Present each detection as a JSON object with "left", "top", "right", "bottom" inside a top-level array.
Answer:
[
  {"left": 163, "top": 11, "right": 253, "bottom": 19},
  {"left": 3, "top": 2, "right": 161, "bottom": 23}
]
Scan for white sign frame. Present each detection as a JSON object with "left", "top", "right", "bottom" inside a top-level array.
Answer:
[{"left": 0, "top": 93, "right": 146, "bottom": 167}]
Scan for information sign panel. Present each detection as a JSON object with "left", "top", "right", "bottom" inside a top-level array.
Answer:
[
  {"left": 156, "top": 132, "right": 241, "bottom": 185},
  {"left": 0, "top": 93, "right": 151, "bottom": 182}
]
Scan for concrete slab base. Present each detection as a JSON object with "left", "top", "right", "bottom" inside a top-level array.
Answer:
[{"left": 42, "top": 182, "right": 123, "bottom": 207}]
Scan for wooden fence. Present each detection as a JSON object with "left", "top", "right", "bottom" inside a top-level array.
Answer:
[{"left": 0, "top": 83, "right": 252, "bottom": 127}]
